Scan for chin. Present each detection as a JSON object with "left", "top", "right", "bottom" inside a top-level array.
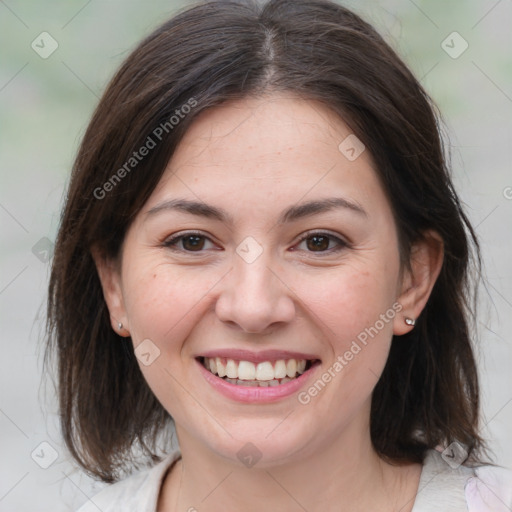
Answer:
[{"left": 199, "top": 420, "right": 320, "bottom": 469}]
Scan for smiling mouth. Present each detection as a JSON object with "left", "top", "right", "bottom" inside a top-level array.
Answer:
[{"left": 198, "top": 356, "right": 319, "bottom": 387}]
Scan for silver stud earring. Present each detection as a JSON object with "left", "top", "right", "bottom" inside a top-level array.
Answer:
[
  {"left": 118, "top": 322, "right": 123, "bottom": 331},
  {"left": 405, "top": 317, "right": 415, "bottom": 326}
]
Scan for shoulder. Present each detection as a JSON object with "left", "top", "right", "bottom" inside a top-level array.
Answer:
[
  {"left": 412, "top": 449, "right": 512, "bottom": 512},
  {"left": 466, "top": 463, "right": 512, "bottom": 511},
  {"left": 75, "top": 450, "right": 181, "bottom": 512}
]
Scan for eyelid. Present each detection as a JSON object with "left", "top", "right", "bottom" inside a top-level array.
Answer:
[
  {"left": 296, "top": 229, "right": 350, "bottom": 246},
  {"left": 163, "top": 229, "right": 217, "bottom": 250},
  {"left": 293, "top": 230, "right": 350, "bottom": 254},
  {"left": 162, "top": 229, "right": 350, "bottom": 254}
]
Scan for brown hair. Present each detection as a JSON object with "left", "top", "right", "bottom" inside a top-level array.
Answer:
[{"left": 46, "top": 0, "right": 487, "bottom": 482}]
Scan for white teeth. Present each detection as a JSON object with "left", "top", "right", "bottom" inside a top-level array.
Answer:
[
  {"left": 274, "top": 360, "right": 287, "bottom": 379},
  {"left": 203, "top": 357, "right": 311, "bottom": 383},
  {"left": 216, "top": 357, "right": 226, "bottom": 377},
  {"left": 286, "top": 359, "right": 297, "bottom": 378},
  {"left": 238, "top": 360, "right": 256, "bottom": 380},
  {"left": 256, "top": 361, "right": 275, "bottom": 381},
  {"left": 225, "top": 359, "right": 238, "bottom": 379}
]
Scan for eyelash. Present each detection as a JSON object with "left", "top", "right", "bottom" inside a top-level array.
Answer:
[{"left": 162, "top": 230, "right": 349, "bottom": 255}]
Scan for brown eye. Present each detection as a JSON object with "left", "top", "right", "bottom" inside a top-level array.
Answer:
[
  {"left": 164, "top": 232, "right": 214, "bottom": 252},
  {"left": 181, "top": 235, "right": 205, "bottom": 251},
  {"left": 295, "top": 232, "right": 348, "bottom": 254},
  {"left": 306, "top": 234, "right": 330, "bottom": 251}
]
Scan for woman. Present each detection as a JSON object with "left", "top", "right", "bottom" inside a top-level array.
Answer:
[{"left": 46, "top": 0, "right": 512, "bottom": 510}]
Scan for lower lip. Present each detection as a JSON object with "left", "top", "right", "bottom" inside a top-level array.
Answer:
[{"left": 196, "top": 358, "right": 320, "bottom": 403}]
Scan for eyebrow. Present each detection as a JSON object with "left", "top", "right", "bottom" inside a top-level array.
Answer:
[{"left": 146, "top": 196, "right": 367, "bottom": 224}]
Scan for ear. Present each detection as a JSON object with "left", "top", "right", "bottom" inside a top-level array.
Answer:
[
  {"left": 91, "top": 245, "right": 130, "bottom": 337},
  {"left": 393, "top": 230, "right": 444, "bottom": 336}
]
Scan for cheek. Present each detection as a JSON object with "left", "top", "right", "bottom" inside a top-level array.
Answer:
[
  {"left": 121, "top": 257, "right": 218, "bottom": 348},
  {"left": 294, "top": 261, "right": 398, "bottom": 347},
  {"left": 291, "top": 258, "right": 400, "bottom": 410},
  {"left": 120, "top": 260, "right": 218, "bottom": 413}
]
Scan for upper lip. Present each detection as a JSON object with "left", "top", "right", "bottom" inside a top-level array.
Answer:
[{"left": 196, "top": 349, "right": 321, "bottom": 364}]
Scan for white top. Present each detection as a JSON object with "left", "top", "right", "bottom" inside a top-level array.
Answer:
[{"left": 76, "top": 449, "right": 512, "bottom": 511}]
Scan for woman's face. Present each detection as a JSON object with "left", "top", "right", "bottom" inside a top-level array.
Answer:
[{"left": 102, "top": 94, "right": 417, "bottom": 466}]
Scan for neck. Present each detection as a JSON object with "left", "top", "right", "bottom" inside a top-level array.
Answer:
[{"left": 158, "top": 416, "right": 421, "bottom": 512}]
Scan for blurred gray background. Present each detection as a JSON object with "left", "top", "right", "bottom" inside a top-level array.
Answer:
[{"left": 1, "top": 0, "right": 511, "bottom": 510}]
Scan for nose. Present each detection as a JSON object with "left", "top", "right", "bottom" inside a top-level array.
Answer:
[{"left": 215, "top": 251, "right": 296, "bottom": 334}]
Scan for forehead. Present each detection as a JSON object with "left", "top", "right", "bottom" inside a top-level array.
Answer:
[
  {"left": 144, "top": 93, "right": 390, "bottom": 221},
  {"left": 168, "top": 93, "right": 359, "bottom": 172}
]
